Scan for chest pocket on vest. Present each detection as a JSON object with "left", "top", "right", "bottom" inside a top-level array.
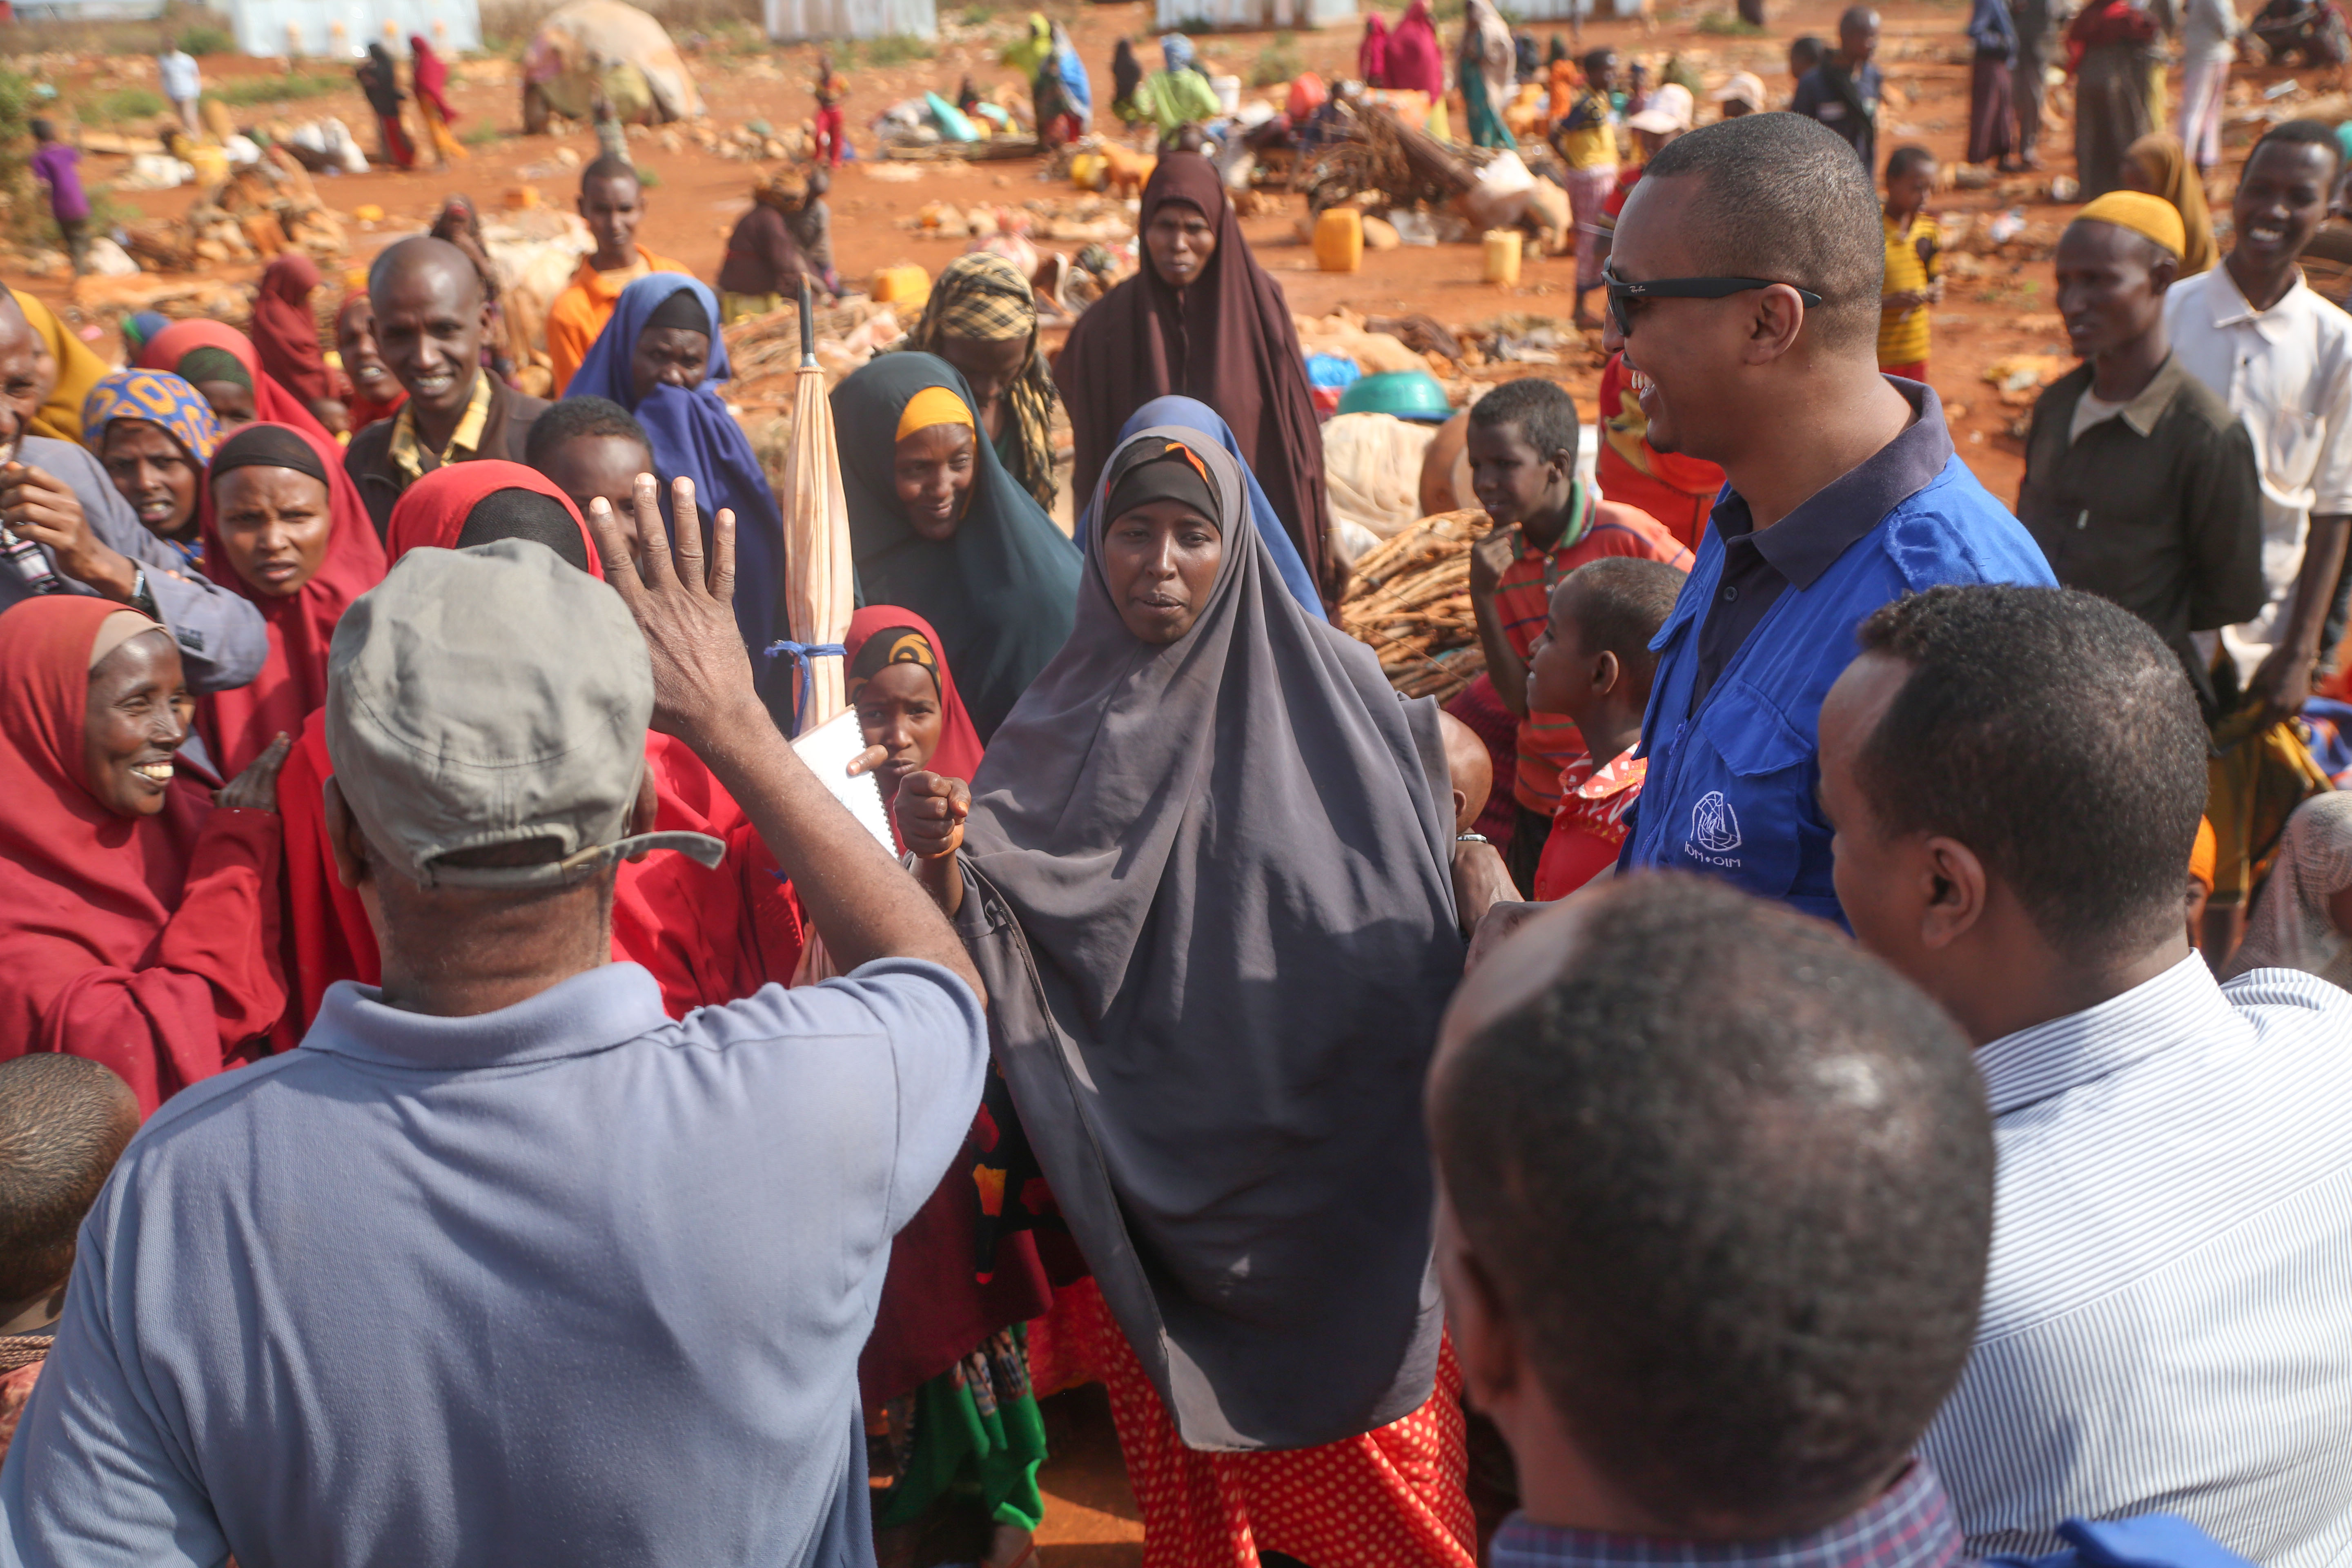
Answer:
[{"left": 1677, "top": 677, "right": 1810, "bottom": 899}]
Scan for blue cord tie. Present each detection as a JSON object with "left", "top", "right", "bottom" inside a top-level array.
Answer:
[{"left": 762, "top": 639, "right": 847, "bottom": 722}]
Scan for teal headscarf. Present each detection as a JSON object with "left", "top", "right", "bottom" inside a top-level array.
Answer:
[{"left": 831, "top": 353, "right": 1080, "bottom": 739}]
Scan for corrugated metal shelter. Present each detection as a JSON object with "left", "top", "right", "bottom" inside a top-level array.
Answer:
[
  {"left": 765, "top": 0, "right": 938, "bottom": 40},
  {"left": 1486, "top": 0, "right": 1647, "bottom": 17},
  {"left": 1154, "top": 0, "right": 1353, "bottom": 26},
  {"left": 227, "top": 0, "right": 483, "bottom": 58}
]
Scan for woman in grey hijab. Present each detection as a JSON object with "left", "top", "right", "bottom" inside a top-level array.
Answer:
[
  {"left": 893, "top": 425, "right": 1476, "bottom": 1565},
  {"left": 2227, "top": 793, "right": 2352, "bottom": 990}
]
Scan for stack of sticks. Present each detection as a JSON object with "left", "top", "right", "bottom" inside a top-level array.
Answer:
[{"left": 1338, "top": 509, "right": 1491, "bottom": 701}]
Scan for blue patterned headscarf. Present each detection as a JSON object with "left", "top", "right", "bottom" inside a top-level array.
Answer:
[
  {"left": 80, "top": 370, "right": 223, "bottom": 467},
  {"left": 564, "top": 273, "right": 795, "bottom": 730},
  {"left": 1161, "top": 32, "right": 1196, "bottom": 73}
]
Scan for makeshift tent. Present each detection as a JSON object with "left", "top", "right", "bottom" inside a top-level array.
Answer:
[{"left": 523, "top": 0, "right": 702, "bottom": 125}]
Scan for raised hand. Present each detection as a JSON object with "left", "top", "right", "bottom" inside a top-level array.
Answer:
[{"left": 584, "top": 472, "right": 756, "bottom": 746}]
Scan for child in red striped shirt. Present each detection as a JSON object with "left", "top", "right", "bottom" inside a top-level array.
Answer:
[
  {"left": 1465, "top": 378, "right": 1693, "bottom": 893},
  {"left": 1525, "top": 556, "right": 1688, "bottom": 900}
]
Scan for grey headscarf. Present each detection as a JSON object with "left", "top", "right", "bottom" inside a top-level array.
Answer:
[
  {"left": 959, "top": 426, "right": 1462, "bottom": 1452},
  {"left": 2227, "top": 792, "right": 2352, "bottom": 991}
]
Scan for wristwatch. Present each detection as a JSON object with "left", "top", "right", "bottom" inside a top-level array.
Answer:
[{"left": 129, "top": 566, "right": 160, "bottom": 622}]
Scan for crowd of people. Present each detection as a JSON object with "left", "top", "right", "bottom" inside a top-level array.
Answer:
[{"left": 3, "top": 2, "right": 2352, "bottom": 1564}]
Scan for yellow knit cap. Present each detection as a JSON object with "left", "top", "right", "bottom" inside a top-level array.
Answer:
[{"left": 2071, "top": 191, "right": 2186, "bottom": 259}]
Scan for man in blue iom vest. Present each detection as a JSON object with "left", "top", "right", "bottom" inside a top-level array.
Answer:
[{"left": 1609, "top": 112, "right": 2055, "bottom": 924}]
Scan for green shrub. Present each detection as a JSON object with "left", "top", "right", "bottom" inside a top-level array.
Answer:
[
  {"left": 207, "top": 71, "right": 345, "bottom": 107},
  {"left": 958, "top": 3, "right": 993, "bottom": 21},
  {"left": 1251, "top": 36, "right": 1303, "bottom": 88},
  {"left": 176, "top": 24, "right": 236, "bottom": 54},
  {"left": 74, "top": 87, "right": 168, "bottom": 124},
  {"left": 633, "top": 163, "right": 661, "bottom": 187},
  {"left": 461, "top": 120, "right": 503, "bottom": 146},
  {"left": 860, "top": 33, "right": 934, "bottom": 65},
  {"left": 1695, "top": 11, "right": 1765, "bottom": 31},
  {"left": 0, "top": 67, "right": 36, "bottom": 243}
]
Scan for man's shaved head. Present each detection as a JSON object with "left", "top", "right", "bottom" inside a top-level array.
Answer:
[
  {"left": 0, "top": 291, "right": 38, "bottom": 453},
  {"left": 1637, "top": 113, "right": 1887, "bottom": 354},
  {"left": 369, "top": 235, "right": 483, "bottom": 310},
  {"left": 369, "top": 236, "right": 490, "bottom": 420},
  {"left": 1439, "top": 710, "right": 1494, "bottom": 835}
]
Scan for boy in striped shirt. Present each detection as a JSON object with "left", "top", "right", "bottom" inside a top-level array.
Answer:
[{"left": 1466, "top": 378, "right": 1693, "bottom": 893}]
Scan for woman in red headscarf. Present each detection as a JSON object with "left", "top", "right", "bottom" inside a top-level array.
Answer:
[
  {"left": 847, "top": 604, "right": 1069, "bottom": 1568},
  {"left": 334, "top": 290, "right": 406, "bottom": 436},
  {"left": 196, "top": 422, "right": 387, "bottom": 778},
  {"left": 0, "top": 598, "right": 289, "bottom": 1114},
  {"left": 137, "top": 319, "right": 335, "bottom": 445},
  {"left": 1383, "top": 0, "right": 1448, "bottom": 101},
  {"left": 408, "top": 34, "right": 466, "bottom": 168},
  {"left": 274, "top": 461, "right": 805, "bottom": 1026},
  {"left": 248, "top": 252, "right": 346, "bottom": 437}
]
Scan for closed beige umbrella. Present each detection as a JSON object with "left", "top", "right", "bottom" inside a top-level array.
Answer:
[{"left": 779, "top": 279, "right": 852, "bottom": 734}]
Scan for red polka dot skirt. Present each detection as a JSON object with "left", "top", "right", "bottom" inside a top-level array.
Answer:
[{"left": 1063, "top": 1278, "right": 1477, "bottom": 1568}]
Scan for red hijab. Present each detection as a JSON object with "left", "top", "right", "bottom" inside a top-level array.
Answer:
[
  {"left": 336, "top": 289, "right": 408, "bottom": 435},
  {"left": 278, "top": 461, "right": 804, "bottom": 1025},
  {"left": 1054, "top": 154, "right": 1333, "bottom": 606},
  {"left": 249, "top": 252, "right": 335, "bottom": 407},
  {"left": 846, "top": 605, "right": 985, "bottom": 795},
  {"left": 138, "top": 318, "right": 335, "bottom": 445},
  {"left": 1384, "top": 0, "right": 1447, "bottom": 99},
  {"left": 0, "top": 599, "right": 284, "bottom": 1109},
  {"left": 410, "top": 34, "right": 458, "bottom": 122},
  {"left": 198, "top": 422, "right": 386, "bottom": 777}
]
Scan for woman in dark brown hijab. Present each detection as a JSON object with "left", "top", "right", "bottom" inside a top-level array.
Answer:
[{"left": 1055, "top": 153, "right": 1334, "bottom": 605}]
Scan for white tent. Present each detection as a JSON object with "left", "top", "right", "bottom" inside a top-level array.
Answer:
[
  {"left": 765, "top": 0, "right": 936, "bottom": 40},
  {"left": 228, "top": 0, "right": 483, "bottom": 59}
]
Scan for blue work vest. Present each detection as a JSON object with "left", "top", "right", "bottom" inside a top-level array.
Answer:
[{"left": 1623, "top": 454, "right": 2056, "bottom": 926}]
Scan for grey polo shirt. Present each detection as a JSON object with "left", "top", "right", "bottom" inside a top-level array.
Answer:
[
  {"left": 2, "top": 436, "right": 265, "bottom": 693},
  {"left": 0, "top": 958, "right": 988, "bottom": 1568}
]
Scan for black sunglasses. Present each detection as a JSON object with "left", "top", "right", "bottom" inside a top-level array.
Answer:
[{"left": 1602, "top": 264, "right": 1826, "bottom": 338}]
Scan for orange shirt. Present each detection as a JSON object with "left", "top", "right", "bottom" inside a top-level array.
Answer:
[
  {"left": 1492, "top": 488, "right": 1693, "bottom": 814},
  {"left": 545, "top": 246, "right": 691, "bottom": 395}
]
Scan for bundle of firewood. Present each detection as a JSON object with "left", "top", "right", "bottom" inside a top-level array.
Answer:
[{"left": 1339, "top": 508, "right": 1491, "bottom": 701}]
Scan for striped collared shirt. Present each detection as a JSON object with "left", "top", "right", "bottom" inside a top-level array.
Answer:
[
  {"left": 1488, "top": 1461, "right": 1967, "bottom": 1568},
  {"left": 1922, "top": 957, "right": 2352, "bottom": 1568}
]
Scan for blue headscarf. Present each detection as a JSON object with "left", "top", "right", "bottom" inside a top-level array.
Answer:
[
  {"left": 1075, "top": 397, "right": 1321, "bottom": 616},
  {"left": 1051, "top": 23, "right": 1093, "bottom": 121},
  {"left": 565, "top": 273, "right": 796, "bottom": 729},
  {"left": 1160, "top": 32, "right": 1197, "bottom": 74}
]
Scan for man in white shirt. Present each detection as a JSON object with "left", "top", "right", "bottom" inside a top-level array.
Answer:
[
  {"left": 1817, "top": 582, "right": 2352, "bottom": 1568},
  {"left": 2162, "top": 120, "right": 2352, "bottom": 724},
  {"left": 156, "top": 40, "right": 201, "bottom": 136}
]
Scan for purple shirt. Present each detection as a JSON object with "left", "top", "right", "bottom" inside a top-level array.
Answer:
[{"left": 29, "top": 145, "right": 86, "bottom": 223}]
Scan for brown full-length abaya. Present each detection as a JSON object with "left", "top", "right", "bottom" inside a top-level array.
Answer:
[{"left": 1054, "top": 154, "right": 1333, "bottom": 603}]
